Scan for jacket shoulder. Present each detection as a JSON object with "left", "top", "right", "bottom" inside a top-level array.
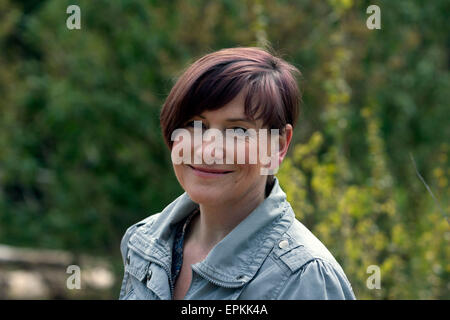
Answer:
[
  {"left": 276, "top": 257, "right": 356, "bottom": 299},
  {"left": 242, "top": 214, "right": 355, "bottom": 299},
  {"left": 274, "top": 218, "right": 344, "bottom": 273},
  {"left": 269, "top": 218, "right": 355, "bottom": 299},
  {"left": 119, "top": 213, "right": 161, "bottom": 265}
]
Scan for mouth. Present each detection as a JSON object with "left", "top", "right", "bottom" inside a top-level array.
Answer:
[{"left": 188, "top": 165, "right": 234, "bottom": 177}]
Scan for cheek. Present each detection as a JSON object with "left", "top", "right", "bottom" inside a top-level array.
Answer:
[
  {"left": 171, "top": 136, "right": 194, "bottom": 165},
  {"left": 172, "top": 164, "right": 184, "bottom": 185},
  {"left": 235, "top": 163, "right": 262, "bottom": 181},
  {"left": 223, "top": 137, "right": 262, "bottom": 165}
]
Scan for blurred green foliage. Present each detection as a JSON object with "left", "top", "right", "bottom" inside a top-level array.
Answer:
[{"left": 0, "top": 0, "right": 448, "bottom": 299}]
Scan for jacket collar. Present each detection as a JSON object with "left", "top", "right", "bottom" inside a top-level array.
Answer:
[{"left": 129, "top": 177, "right": 294, "bottom": 287}]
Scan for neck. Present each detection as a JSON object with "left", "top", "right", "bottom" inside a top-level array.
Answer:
[{"left": 187, "top": 182, "right": 267, "bottom": 252}]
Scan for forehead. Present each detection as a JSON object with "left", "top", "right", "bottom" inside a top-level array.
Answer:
[{"left": 200, "top": 90, "right": 247, "bottom": 119}]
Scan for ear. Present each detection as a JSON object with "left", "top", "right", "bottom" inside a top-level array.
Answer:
[
  {"left": 261, "top": 124, "right": 293, "bottom": 174},
  {"left": 277, "top": 124, "right": 293, "bottom": 166}
]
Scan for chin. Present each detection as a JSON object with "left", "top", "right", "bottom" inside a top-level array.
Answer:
[{"left": 185, "top": 185, "right": 227, "bottom": 205}]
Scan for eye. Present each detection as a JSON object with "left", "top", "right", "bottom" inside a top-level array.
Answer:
[
  {"left": 185, "top": 120, "right": 195, "bottom": 127},
  {"left": 185, "top": 120, "right": 207, "bottom": 130},
  {"left": 231, "top": 127, "right": 248, "bottom": 135}
]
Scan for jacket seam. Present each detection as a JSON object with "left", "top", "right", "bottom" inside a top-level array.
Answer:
[
  {"left": 274, "top": 258, "right": 316, "bottom": 300},
  {"left": 242, "top": 201, "right": 289, "bottom": 277},
  {"left": 274, "top": 257, "right": 351, "bottom": 299},
  {"left": 119, "top": 271, "right": 130, "bottom": 299},
  {"left": 122, "top": 287, "right": 135, "bottom": 300},
  {"left": 271, "top": 267, "right": 291, "bottom": 300},
  {"left": 119, "top": 217, "right": 157, "bottom": 298}
]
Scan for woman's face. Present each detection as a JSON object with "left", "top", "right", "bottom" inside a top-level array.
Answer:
[{"left": 171, "top": 90, "right": 292, "bottom": 206}]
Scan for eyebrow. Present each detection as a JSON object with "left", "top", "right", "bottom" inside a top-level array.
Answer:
[{"left": 197, "top": 115, "right": 256, "bottom": 125}]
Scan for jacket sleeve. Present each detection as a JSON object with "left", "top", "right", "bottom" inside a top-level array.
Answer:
[
  {"left": 119, "top": 224, "right": 139, "bottom": 266},
  {"left": 119, "top": 215, "right": 159, "bottom": 299},
  {"left": 118, "top": 224, "right": 140, "bottom": 299},
  {"left": 119, "top": 214, "right": 157, "bottom": 266},
  {"left": 276, "top": 258, "right": 356, "bottom": 300}
]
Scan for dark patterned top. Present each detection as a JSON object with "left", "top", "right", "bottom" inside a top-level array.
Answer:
[{"left": 171, "top": 207, "right": 199, "bottom": 283}]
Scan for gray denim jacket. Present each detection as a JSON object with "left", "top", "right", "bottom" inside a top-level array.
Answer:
[{"left": 119, "top": 178, "right": 356, "bottom": 300}]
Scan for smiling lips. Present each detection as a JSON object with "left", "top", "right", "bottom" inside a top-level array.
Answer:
[{"left": 188, "top": 165, "right": 233, "bottom": 177}]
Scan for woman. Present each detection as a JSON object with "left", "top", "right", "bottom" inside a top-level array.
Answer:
[{"left": 119, "top": 47, "right": 356, "bottom": 300}]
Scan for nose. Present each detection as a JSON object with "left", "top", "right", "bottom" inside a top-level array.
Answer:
[{"left": 193, "top": 132, "right": 225, "bottom": 165}]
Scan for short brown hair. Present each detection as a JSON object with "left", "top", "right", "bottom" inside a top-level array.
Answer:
[{"left": 160, "top": 47, "right": 301, "bottom": 148}]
